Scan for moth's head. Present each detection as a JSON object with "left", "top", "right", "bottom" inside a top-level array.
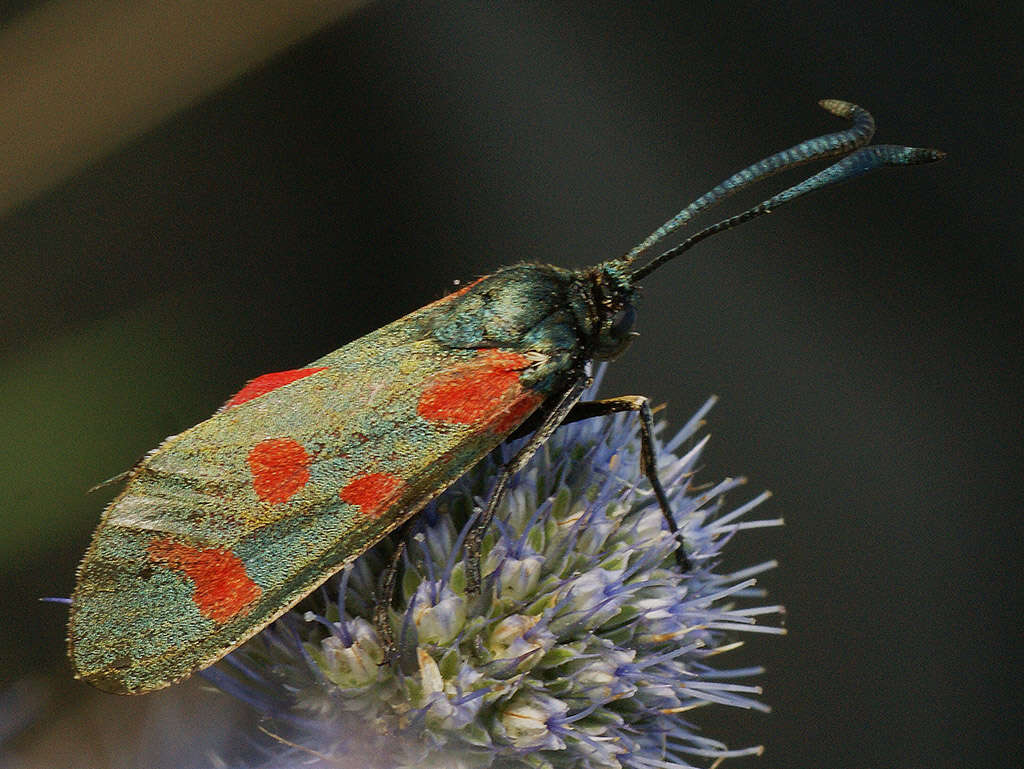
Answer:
[{"left": 587, "top": 261, "right": 639, "bottom": 361}]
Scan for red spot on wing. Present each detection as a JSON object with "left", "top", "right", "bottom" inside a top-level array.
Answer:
[
  {"left": 417, "top": 350, "right": 541, "bottom": 432},
  {"left": 223, "top": 367, "right": 327, "bottom": 410},
  {"left": 148, "top": 539, "right": 261, "bottom": 623},
  {"left": 491, "top": 391, "right": 545, "bottom": 434},
  {"left": 339, "top": 472, "right": 404, "bottom": 519},
  {"left": 248, "top": 438, "right": 311, "bottom": 503}
]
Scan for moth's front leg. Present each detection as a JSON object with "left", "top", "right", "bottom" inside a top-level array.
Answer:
[{"left": 560, "top": 395, "right": 689, "bottom": 570}]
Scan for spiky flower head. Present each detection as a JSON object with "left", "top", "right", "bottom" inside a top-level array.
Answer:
[{"left": 207, "top": 377, "right": 784, "bottom": 769}]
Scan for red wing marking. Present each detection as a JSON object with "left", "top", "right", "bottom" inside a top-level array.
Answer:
[
  {"left": 247, "top": 438, "right": 311, "bottom": 503},
  {"left": 223, "top": 367, "right": 327, "bottom": 410},
  {"left": 339, "top": 472, "right": 405, "bottom": 519},
  {"left": 491, "top": 391, "right": 545, "bottom": 434},
  {"left": 424, "top": 277, "right": 486, "bottom": 309},
  {"left": 148, "top": 539, "right": 261, "bottom": 623},
  {"left": 444, "top": 277, "right": 484, "bottom": 301},
  {"left": 417, "top": 350, "right": 539, "bottom": 429}
]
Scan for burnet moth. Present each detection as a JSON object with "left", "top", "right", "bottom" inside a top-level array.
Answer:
[{"left": 69, "top": 100, "right": 943, "bottom": 694}]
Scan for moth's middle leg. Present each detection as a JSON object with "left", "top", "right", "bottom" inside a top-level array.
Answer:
[{"left": 464, "top": 376, "right": 589, "bottom": 596}]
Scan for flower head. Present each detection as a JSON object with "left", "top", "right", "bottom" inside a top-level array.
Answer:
[{"left": 207, "top": 376, "right": 784, "bottom": 769}]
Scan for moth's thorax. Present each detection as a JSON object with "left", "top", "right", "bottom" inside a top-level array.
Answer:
[
  {"left": 428, "top": 262, "right": 638, "bottom": 364},
  {"left": 569, "top": 261, "right": 639, "bottom": 361},
  {"left": 428, "top": 264, "right": 579, "bottom": 354}
]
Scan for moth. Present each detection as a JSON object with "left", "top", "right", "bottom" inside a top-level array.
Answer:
[{"left": 69, "top": 100, "right": 943, "bottom": 693}]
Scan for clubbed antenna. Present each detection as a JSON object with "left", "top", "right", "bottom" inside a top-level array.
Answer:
[{"left": 621, "top": 100, "right": 945, "bottom": 282}]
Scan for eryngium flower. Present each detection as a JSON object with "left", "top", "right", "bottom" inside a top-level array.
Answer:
[{"left": 206, "top": 379, "right": 785, "bottom": 769}]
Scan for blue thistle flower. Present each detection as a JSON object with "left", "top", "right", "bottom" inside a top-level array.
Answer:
[{"left": 206, "top": 374, "right": 784, "bottom": 769}]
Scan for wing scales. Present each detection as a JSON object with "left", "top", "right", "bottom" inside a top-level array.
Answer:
[{"left": 70, "top": 332, "right": 558, "bottom": 692}]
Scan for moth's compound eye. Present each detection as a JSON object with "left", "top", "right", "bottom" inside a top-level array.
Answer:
[
  {"left": 593, "top": 303, "right": 638, "bottom": 361},
  {"left": 609, "top": 305, "right": 636, "bottom": 338}
]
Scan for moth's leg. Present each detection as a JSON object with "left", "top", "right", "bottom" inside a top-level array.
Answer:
[
  {"left": 465, "top": 375, "right": 590, "bottom": 596},
  {"left": 375, "top": 528, "right": 409, "bottom": 666},
  {"left": 562, "top": 396, "right": 690, "bottom": 570}
]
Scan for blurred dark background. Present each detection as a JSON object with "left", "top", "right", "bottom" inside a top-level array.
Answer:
[{"left": 1, "top": 2, "right": 1020, "bottom": 767}]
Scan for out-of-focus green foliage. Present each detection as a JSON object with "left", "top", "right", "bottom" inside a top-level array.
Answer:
[{"left": 1, "top": 291, "right": 239, "bottom": 563}]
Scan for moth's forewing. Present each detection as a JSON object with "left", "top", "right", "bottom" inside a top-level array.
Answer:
[{"left": 69, "top": 266, "right": 580, "bottom": 693}]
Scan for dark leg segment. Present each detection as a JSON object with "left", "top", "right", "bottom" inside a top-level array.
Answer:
[
  {"left": 561, "top": 395, "right": 689, "bottom": 570},
  {"left": 375, "top": 533, "right": 407, "bottom": 665},
  {"left": 465, "top": 375, "right": 590, "bottom": 595}
]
